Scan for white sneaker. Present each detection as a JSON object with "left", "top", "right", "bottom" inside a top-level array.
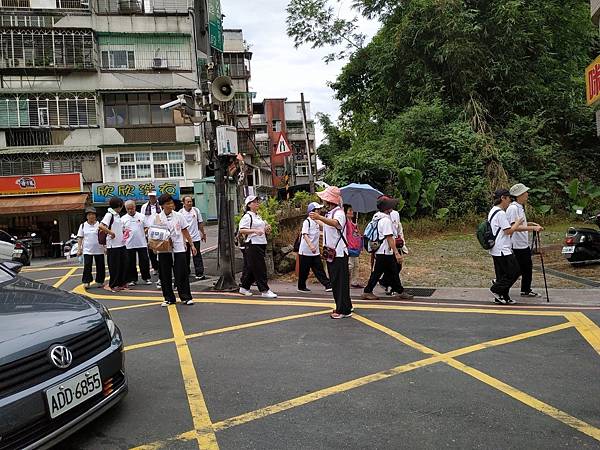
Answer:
[
  {"left": 183, "top": 299, "right": 194, "bottom": 305},
  {"left": 325, "top": 288, "right": 333, "bottom": 292},
  {"left": 156, "top": 281, "right": 162, "bottom": 289},
  {"left": 261, "top": 290, "right": 277, "bottom": 299},
  {"left": 161, "top": 301, "right": 175, "bottom": 307},
  {"left": 84, "top": 282, "right": 90, "bottom": 289},
  {"left": 143, "top": 279, "right": 153, "bottom": 285},
  {"left": 128, "top": 281, "right": 136, "bottom": 286},
  {"left": 239, "top": 287, "right": 253, "bottom": 296}
]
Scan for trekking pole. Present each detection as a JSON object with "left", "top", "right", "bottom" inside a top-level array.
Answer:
[{"left": 534, "top": 231, "right": 550, "bottom": 303}]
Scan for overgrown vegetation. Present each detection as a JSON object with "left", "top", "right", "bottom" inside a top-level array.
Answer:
[{"left": 287, "top": 0, "right": 600, "bottom": 219}]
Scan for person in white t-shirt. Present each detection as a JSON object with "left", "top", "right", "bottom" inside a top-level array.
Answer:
[
  {"left": 122, "top": 200, "right": 152, "bottom": 286},
  {"left": 98, "top": 197, "right": 128, "bottom": 292},
  {"left": 362, "top": 197, "right": 412, "bottom": 300},
  {"left": 309, "top": 186, "right": 353, "bottom": 319},
  {"left": 178, "top": 196, "right": 207, "bottom": 280},
  {"left": 153, "top": 194, "right": 197, "bottom": 307},
  {"left": 140, "top": 191, "right": 161, "bottom": 274},
  {"left": 76, "top": 207, "right": 105, "bottom": 289},
  {"left": 488, "top": 189, "right": 523, "bottom": 304},
  {"left": 506, "top": 183, "right": 544, "bottom": 298},
  {"left": 238, "top": 195, "right": 277, "bottom": 298},
  {"left": 297, "top": 202, "right": 331, "bottom": 292},
  {"left": 380, "top": 201, "right": 409, "bottom": 295}
]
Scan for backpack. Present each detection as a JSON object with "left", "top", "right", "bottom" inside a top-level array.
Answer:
[
  {"left": 97, "top": 214, "right": 114, "bottom": 246},
  {"left": 293, "top": 219, "right": 308, "bottom": 253},
  {"left": 235, "top": 213, "right": 253, "bottom": 248},
  {"left": 346, "top": 220, "right": 362, "bottom": 257},
  {"left": 362, "top": 218, "right": 383, "bottom": 253},
  {"left": 476, "top": 209, "right": 501, "bottom": 250}
]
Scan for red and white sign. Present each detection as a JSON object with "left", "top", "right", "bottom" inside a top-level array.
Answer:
[
  {"left": 274, "top": 133, "right": 292, "bottom": 156},
  {"left": 0, "top": 173, "right": 82, "bottom": 196}
]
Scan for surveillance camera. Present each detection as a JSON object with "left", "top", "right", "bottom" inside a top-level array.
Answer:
[{"left": 160, "top": 98, "right": 185, "bottom": 110}]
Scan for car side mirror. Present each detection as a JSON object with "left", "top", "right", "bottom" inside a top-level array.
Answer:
[{"left": 0, "top": 261, "right": 23, "bottom": 273}]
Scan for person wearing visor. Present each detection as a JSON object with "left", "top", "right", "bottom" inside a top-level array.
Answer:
[
  {"left": 506, "top": 183, "right": 544, "bottom": 297},
  {"left": 297, "top": 202, "right": 332, "bottom": 293},
  {"left": 238, "top": 195, "right": 277, "bottom": 298}
]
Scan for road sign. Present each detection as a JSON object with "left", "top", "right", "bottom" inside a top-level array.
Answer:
[{"left": 274, "top": 133, "right": 292, "bottom": 156}]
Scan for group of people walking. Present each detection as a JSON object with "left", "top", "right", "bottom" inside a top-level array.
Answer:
[
  {"left": 488, "top": 183, "right": 544, "bottom": 304},
  {"left": 76, "top": 192, "right": 207, "bottom": 307}
]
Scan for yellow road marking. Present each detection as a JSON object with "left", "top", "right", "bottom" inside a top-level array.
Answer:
[
  {"left": 354, "top": 314, "right": 600, "bottom": 443},
  {"left": 138, "top": 320, "right": 574, "bottom": 448},
  {"left": 109, "top": 302, "right": 161, "bottom": 312},
  {"left": 72, "top": 283, "right": 161, "bottom": 302},
  {"left": 445, "top": 358, "right": 600, "bottom": 441},
  {"left": 123, "top": 310, "right": 331, "bottom": 353},
  {"left": 566, "top": 312, "right": 600, "bottom": 356},
  {"left": 167, "top": 305, "right": 219, "bottom": 449},
  {"left": 22, "top": 266, "right": 81, "bottom": 272},
  {"left": 53, "top": 267, "right": 78, "bottom": 289}
]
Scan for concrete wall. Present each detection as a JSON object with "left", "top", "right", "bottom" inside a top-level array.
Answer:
[{"left": 284, "top": 101, "right": 311, "bottom": 121}]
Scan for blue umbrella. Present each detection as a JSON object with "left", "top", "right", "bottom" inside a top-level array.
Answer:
[{"left": 340, "top": 183, "right": 384, "bottom": 213}]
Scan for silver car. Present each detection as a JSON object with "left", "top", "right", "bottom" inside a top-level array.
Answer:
[{"left": 0, "top": 261, "right": 127, "bottom": 449}]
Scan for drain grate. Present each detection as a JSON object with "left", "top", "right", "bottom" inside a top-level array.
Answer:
[{"left": 404, "top": 288, "right": 436, "bottom": 298}]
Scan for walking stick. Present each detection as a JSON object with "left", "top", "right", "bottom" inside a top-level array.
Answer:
[{"left": 534, "top": 231, "right": 550, "bottom": 303}]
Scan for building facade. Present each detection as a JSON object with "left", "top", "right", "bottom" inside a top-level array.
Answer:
[
  {"left": 251, "top": 98, "right": 316, "bottom": 190},
  {"left": 0, "top": 0, "right": 207, "bottom": 254}
]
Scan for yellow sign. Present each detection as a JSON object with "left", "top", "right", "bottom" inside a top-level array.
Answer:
[{"left": 585, "top": 55, "right": 600, "bottom": 106}]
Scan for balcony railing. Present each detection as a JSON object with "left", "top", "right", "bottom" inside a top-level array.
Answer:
[
  {"left": 147, "top": 0, "right": 190, "bottom": 14},
  {"left": 94, "top": 0, "right": 142, "bottom": 14},
  {"left": 0, "top": 29, "right": 96, "bottom": 70},
  {"left": 4, "top": 129, "right": 69, "bottom": 146},
  {"left": 118, "top": 127, "right": 176, "bottom": 143},
  {"left": 0, "top": 0, "right": 89, "bottom": 8}
]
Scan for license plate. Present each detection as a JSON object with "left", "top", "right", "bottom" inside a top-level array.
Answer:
[
  {"left": 12, "top": 249, "right": 23, "bottom": 255},
  {"left": 562, "top": 246, "right": 575, "bottom": 254},
  {"left": 46, "top": 366, "right": 101, "bottom": 419}
]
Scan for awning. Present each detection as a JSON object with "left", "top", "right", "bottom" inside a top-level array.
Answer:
[{"left": 0, "top": 193, "right": 88, "bottom": 215}]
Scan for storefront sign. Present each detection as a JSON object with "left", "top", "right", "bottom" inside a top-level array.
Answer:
[
  {"left": 586, "top": 55, "right": 600, "bottom": 105},
  {"left": 208, "top": 0, "right": 224, "bottom": 52},
  {"left": 92, "top": 181, "right": 180, "bottom": 204},
  {"left": 0, "top": 173, "right": 82, "bottom": 196}
]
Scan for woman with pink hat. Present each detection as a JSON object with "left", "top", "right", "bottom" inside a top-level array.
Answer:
[{"left": 309, "top": 186, "right": 353, "bottom": 319}]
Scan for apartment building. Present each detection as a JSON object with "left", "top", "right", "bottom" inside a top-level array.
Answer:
[
  {"left": 251, "top": 98, "right": 316, "bottom": 189},
  {"left": 0, "top": 0, "right": 206, "bottom": 255}
]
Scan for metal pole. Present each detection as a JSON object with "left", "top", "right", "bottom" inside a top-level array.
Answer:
[{"left": 300, "top": 92, "right": 315, "bottom": 194}]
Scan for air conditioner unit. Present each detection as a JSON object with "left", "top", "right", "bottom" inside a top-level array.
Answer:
[
  {"left": 105, "top": 156, "right": 118, "bottom": 165},
  {"left": 152, "top": 58, "right": 168, "bottom": 69},
  {"left": 184, "top": 153, "right": 196, "bottom": 162}
]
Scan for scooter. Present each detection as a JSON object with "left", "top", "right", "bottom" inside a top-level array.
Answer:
[
  {"left": 63, "top": 234, "right": 79, "bottom": 260},
  {"left": 562, "top": 211, "right": 600, "bottom": 266},
  {"left": 12, "top": 233, "right": 36, "bottom": 266}
]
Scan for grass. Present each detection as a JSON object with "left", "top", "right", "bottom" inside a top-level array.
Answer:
[{"left": 275, "top": 216, "right": 600, "bottom": 289}]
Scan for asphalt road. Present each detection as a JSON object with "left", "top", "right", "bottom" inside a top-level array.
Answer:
[{"left": 18, "top": 263, "right": 600, "bottom": 450}]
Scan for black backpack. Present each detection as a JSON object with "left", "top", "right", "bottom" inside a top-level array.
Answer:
[
  {"left": 476, "top": 209, "right": 501, "bottom": 250},
  {"left": 235, "top": 213, "right": 253, "bottom": 248}
]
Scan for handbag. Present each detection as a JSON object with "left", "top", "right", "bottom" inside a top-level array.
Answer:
[
  {"left": 148, "top": 215, "right": 173, "bottom": 253},
  {"left": 98, "top": 214, "right": 114, "bottom": 245}
]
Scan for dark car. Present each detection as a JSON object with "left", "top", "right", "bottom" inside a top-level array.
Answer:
[{"left": 0, "top": 261, "right": 127, "bottom": 449}]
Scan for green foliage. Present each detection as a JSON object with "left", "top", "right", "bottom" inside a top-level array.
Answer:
[
  {"left": 290, "top": 0, "right": 600, "bottom": 218},
  {"left": 558, "top": 179, "right": 600, "bottom": 213}
]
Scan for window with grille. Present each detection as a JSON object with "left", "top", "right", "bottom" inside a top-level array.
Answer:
[
  {"left": 0, "top": 157, "right": 82, "bottom": 176},
  {"left": 0, "top": 93, "right": 97, "bottom": 128},
  {"left": 104, "top": 93, "right": 174, "bottom": 127},
  {"left": 118, "top": 150, "right": 185, "bottom": 181},
  {"left": 295, "top": 163, "right": 309, "bottom": 176},
  {"left": 101, "top": 50, "right": 135, "bottom": 69}
]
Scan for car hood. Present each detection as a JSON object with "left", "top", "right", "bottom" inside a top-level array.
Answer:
[{"left": 0, "top": 276, "right": 105, "bottom": 364}]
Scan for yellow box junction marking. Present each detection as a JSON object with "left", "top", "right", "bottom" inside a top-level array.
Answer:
[
  {"left": 52, "top": 267, "right": 78, "bottom": 289},
  {"left": 566, "top": 312, "right": 600, "bottom": 357},
  {"left": 353, "top": 314, "right": 600, "bottom": 443},
  {"left": 167, "top": 305, "right": 219, "bottom": 449}
]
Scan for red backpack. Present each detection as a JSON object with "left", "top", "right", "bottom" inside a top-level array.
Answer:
[{"left": 346, "top": 220, "right": 362, "bottom": 257}]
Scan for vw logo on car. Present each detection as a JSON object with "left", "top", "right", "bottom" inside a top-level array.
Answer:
[{"left": 49, "top": 345, "right": 73, "bottom": 369}]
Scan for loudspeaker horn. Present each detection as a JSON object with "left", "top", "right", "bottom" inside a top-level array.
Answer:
[{"left": 211, "top": 76, "right": 235, "bottom": 102}]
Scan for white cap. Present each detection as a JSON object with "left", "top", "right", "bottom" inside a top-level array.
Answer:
[
  {"left": 244, "top": 195, "right": 258, "bottom": 206},
  {"left": 148, "top": 191, "right": 157, "bottom": 196},
  {"left": 307, "top": 202, "right": 324, "bottom": 214}
]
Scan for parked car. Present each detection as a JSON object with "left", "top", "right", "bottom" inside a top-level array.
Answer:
[
  {"left": 0, "top": 230, "right": 15, "bottom": 262},
  {"left": 0, "top": 261, "right": 127, "bottom": 449}
]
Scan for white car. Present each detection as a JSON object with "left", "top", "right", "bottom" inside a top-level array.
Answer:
[{"left": 0, "top": 230, "right": 16, "bottom": 262}]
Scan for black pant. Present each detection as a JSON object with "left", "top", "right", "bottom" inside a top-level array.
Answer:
[
  {"left": 82, "top": 254, "right": 105, "bottom": 284},
  {"left": 513, "top": 247, "right": 533, "bottom": 293},
  {"left": 491, "top": 253, "right": 521, "bottom": 299},
  {"left": 381, "top": 260, "right": 402, "bottom": 288},
  {"left": 240, "top": 243, "right": 270, "bottom": 292},
  {"left": 126, "top": 247, "right": 151, "bottom": 283},
  {"left": 298, "top": 254, "right": 330, "bottom": 290},
  {"left": 185, "top": 241, "right": 205, "bottom": 277},
  {"left": 365, "top": 254, "right": 404, "bottom": 294},
  {"left": 148, "top": 248, "right": 159, "bottom": 271},
  {"left": 327, "top": 255, "right": 352, "bottom": 315},
  {"left": 106, "top": 246, "right": 128, "bottom": 289},
  {"left": 159, "top": 252, "right": 192, "bottom": 303}
]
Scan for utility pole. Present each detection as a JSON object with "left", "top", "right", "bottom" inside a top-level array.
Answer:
[{"left": 300, "top": 92, "right": 315, "bottom": 194}]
